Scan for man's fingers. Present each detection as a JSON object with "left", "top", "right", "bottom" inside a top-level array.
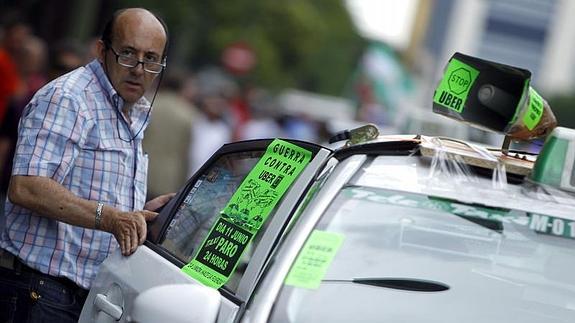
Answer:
[
  {"left": 130, "top": 223, "right": 139, "bottom": 254},
  {"left": 138, "top": 230, "right": 146, "bottom": 245},
  {"left": 144, "top": 193, "right": 175, "bottom": 211},
  {"left": 142, "top": 210, "right": 158, "bottom": 221},
  {"left": 113, "top": 211, "right": 157, "bottom": 256},
  {"left": 122, "top": 235, "right": 130, "bottom": 256},
  {"left": 137, "top": 214, "right": 147, "bottom": 245},
  {"left": 119, "top": 238, "right": 125, "bottom": 256},
  {"left": 159, "top": 193, "right": 176, "bottom": 204}
]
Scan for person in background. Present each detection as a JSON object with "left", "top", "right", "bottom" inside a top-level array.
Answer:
[
  {"left": 0, "top": 8, "right": 173, "bottom": 322},
  {"left": 0, "top": 35, "right": 48, "bottom": 218},
  {"left": 188, "top": 90, "right": 232, "bottom": 175},
  {"left": 0, "top": 18, "right": 28, "bottom": 124},
  {"left": 14, "top": 35, "right": 48, "bottom": 100},
  {"left": 237, "top": 87, "right": 284, "bottom": 140},
  {"left": 47, "top": 40, "right": 86, "bottom": 81},
  {"left": 143, "top": 71, "right": 195, "bottom": 200}
]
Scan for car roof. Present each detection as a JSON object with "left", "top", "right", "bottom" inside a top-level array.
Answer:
[{"left": 334, "top": 134, "right": 575, "bottom": 220}]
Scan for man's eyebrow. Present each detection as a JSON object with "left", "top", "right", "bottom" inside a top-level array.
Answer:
[
  {"left": 119, "top": 46, "right": 160, "bottom": 57},
  {"left": 145, "top": 50, "right": 160, "bottom": 58},
  {"left": 118, "top": 45, "right": 137, "bottom": 52}
]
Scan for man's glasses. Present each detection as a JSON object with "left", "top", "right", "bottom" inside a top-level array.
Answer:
[{"left": 108, "top": 47, "right": 165, "bottom": 74}]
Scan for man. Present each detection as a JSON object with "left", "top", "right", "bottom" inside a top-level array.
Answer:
[{"left": 0, "top": 8, "right": 172, "bottom": 322}]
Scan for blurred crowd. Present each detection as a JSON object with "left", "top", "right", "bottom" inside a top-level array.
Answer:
[
  {"left": 142, "top": 67, "right": 333, "bottom": 200},
  {"left": 0, "top": 16, "right": 334, "bottom": 208}
]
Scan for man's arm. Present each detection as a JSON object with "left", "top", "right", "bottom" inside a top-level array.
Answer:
[{"left": 8, "top": 175, "right": 157, "bottom": 256}]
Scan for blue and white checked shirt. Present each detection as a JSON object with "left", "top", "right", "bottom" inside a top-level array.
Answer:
[{"left": 1, "top": 60, "right": 150, "bottom": 289}]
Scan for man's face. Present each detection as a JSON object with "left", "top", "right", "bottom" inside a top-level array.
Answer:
[{"left": 98, "top": 10, "right": 167, "bottom": 104}]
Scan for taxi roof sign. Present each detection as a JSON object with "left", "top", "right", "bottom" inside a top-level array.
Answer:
[{"left": 530, "top": 127, "right": 575, "bottom": 193}]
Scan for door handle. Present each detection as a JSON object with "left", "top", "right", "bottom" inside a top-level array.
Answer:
[{"left": 95, "top": 293, "right": 123, "bottom": 320}]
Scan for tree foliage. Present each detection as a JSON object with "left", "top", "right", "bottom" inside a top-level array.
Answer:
[
  {"left": 546, "top": 94, "right": 575, "bottom": 129},
  {"left": 119, "top": 0, "right": 365, "bottom": 95}
]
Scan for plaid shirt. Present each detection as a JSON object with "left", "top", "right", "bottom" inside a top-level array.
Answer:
[{"left": 0, "top": 60, "right": 150, "bottom": 289}]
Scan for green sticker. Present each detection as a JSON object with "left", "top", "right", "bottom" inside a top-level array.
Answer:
[
  {"left": 343, "top": 187, "right": 525, "bottom": 227},
  {"left": 182, "top": 139, "right": 312, "bottom": 288},
  {"left": 285, "top": 230, "right": 344, "bottom": 289},
  {"left": 181, "top": 218, "right": 253, "bottom": 287},
  {"left": 346, "top": 187, "right": 511, "bottom": 220},
  {"left": 433, "top": 58, "right": 480, "bottom": 113},
  {"left": 529, "top": 213, "right": 575, "bottom": 239},
  {"left": 522, "top": 87, "right": 544, "bottom": 130},
  {"left": 509, "top": 79, "right": 530, "bottom": 125},
  {"left": 222, "top": 139, "right": 312, "bottom": 231}
]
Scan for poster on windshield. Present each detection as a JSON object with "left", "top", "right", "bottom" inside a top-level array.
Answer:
[{"left": 182, "top": 139, "right": 312, "bottom": 288}]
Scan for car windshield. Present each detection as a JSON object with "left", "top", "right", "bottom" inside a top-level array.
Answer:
[{"left": 268, "top": 185, "right": 575, "bottom": 323}]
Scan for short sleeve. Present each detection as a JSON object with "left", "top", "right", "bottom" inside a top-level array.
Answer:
[{"left": 12, "top": 86, "right": 90, "bottom": 182}]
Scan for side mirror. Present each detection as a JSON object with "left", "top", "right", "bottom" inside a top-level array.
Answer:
[{"left": 130, "top": 284, "right": 221, "bottom": 323}]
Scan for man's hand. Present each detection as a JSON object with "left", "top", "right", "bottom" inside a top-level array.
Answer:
[
  {"left": 102, "top": 191, "right": 175, "bottom": 256},
  {"left": 102, "top": 209, "right": 158, "bottom": 256},
  {"left": 144, "top": 193, "right": 176, "bottom": 212}
]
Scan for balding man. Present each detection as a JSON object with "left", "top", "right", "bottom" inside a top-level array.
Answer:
[{"left": 0, "top": 8, "right": 173, "bottom": 322}]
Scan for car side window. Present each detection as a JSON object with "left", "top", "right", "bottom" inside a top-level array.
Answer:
[{"left": 159, "top": 151, "right": 263, "bottom": 291}]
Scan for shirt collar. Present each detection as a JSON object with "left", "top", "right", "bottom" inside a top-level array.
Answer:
[{"left": 87, "top": 59, "right": 151, "bottom": 113}]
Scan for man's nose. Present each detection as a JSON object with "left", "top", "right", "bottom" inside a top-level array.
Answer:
[{"left": 130, "top": 61, "right": 145, "bottom": 74}]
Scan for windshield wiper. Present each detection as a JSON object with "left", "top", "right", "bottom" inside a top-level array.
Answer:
[{"left": 323, "top": 278, "right": 449, "bottom": 292}]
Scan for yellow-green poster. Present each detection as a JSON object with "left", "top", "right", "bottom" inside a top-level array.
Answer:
[{"left": 182, "top": 139, "right": 312, "bottom": 288}]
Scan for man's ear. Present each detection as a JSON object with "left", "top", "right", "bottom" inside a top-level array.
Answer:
[{"left": 96, "top": 40, "right": 107, "bottom": 64}]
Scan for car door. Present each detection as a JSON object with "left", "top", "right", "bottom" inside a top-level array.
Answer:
[{"left": 79, "top": 139, "right": 331, "bottom": 323}]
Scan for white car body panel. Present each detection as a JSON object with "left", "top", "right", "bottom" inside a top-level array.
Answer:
[{"left": 78, "top": 246, "right": 235, "bottom": 323}]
